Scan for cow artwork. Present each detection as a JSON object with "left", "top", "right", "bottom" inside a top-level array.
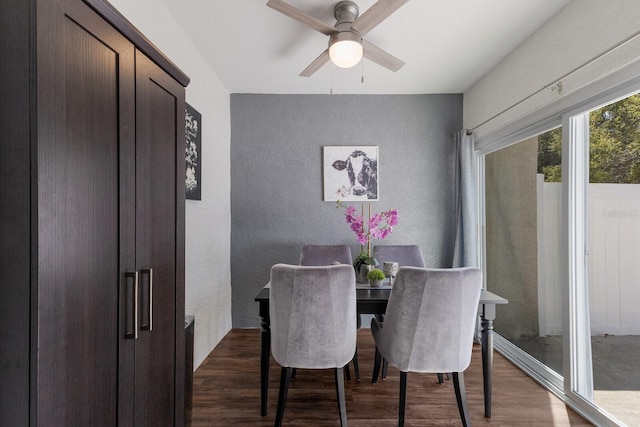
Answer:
[{"left": 323, "top": 146, "right": 379, "bottom": 201}]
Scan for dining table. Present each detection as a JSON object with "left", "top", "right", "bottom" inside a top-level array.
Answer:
[{"left": 255, "top": 283, "right": 508, "bottom": 418}]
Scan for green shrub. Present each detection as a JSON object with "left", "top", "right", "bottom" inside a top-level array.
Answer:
[{"left": 367, "top": 268, "right": 385, "bottom": 281}]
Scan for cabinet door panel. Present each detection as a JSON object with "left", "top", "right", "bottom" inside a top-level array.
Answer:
[
  {"left": 0, "top": 0, "right": 31, "bottom": 424},
  {"left": 135, "top": 51, "right": 186, "bottom": 426},
  {"left": 36, "top": 0, "right": 135, "bottom": 425}
]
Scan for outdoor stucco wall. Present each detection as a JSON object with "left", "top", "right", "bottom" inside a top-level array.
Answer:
[{"left": 485, "top": 137, "right": 539, "bottom": 338}]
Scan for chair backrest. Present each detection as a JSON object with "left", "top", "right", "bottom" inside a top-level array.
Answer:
[
  {"left": 372, "top": 245, "right": 426, "bottom": 268},
  {"left": 376, "top": 267, "right": 481, "bottom": 373},
  {"left": 299, "top": 244, "right": 352, "bottom": 266},
  {"left": 269, "top": 263, "right": 357, "bottom": 369}
]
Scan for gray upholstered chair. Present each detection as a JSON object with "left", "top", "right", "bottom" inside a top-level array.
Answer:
[
  {"left": 371, "top": 244, "right": 426, "bottom": 381},
  {"left": 270, "top": 263, "right": 357, "bottom": 427},
  {"left": 371, "top": 267, "right": 482, "bottom": 427},
  {"left": 298, "top": 245, "right": 360, "bottom": 381},
  {"left": 372, "top": 244, "right": 426, "bottom": 269},
  {"left": 299, "top": 244, "right": 352, "bottom": 266}
]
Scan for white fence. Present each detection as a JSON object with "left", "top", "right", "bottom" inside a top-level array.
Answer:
[{"left": 537, "top": 176, "right": 640, "bottom": 336}]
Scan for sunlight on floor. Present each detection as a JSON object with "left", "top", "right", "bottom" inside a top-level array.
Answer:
[
  {"left": 547, "top": 392, "right": 574, "bottom": 425},
  {"left": 594, "top": 390, "right": 640, "bottom": 427}
]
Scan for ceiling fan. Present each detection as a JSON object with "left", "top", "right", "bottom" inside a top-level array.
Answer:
[{"left": 266, "top": 0, "right": 409, "bottom": 77}]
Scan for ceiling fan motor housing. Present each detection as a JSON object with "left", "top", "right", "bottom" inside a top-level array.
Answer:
[
  {"left": 332, "top": 1, "right": 362, "bottom": 39},
  {"left": 334, "top": 1, "right": 359, "bottom": 26}
]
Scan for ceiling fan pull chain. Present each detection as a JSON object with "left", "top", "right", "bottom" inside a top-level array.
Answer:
[{"left": 361, "top": 57, "right": 365, "bottom": 83}]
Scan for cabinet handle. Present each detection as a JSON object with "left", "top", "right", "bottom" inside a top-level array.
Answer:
[
  {"left": 125, "top": 271, "right": 139, "bottom": 339},
  {"left": 141, "top": 268, "right": 153, "bottom": 331}
]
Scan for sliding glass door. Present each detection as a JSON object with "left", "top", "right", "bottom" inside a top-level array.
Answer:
[
  {"left": 569, "top": 94, "right": 640, "bottom": 426},
  {"left": 484, "top": 128, "right": 564, "bottom": 378},
  {"left": 483, "top": 91, "right": 640, "bottom": 426}
]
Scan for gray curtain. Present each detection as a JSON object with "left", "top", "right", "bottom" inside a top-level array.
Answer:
[{"left": 452, "top": 130, "right": 478, "bottom": 267}]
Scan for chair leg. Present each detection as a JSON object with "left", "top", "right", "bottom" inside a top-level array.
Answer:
[
  {"left": 437, "top": 372, "right": 452, "bottom": 383},
  {"left": 344, "top": 342, "right": 361, "bottom": 382},
  {"left": 291, "top": 367, "right": 296, "bottom": 381},
  {"left": 352, "top": 347, "right": 360, "bottom": 381},
  {"left": 354, "top": 314, "right": 361, "bottom": 381},
  {"left": 452, "top": 372, "right": 471, "bottom": 427},
  {"left": 399, "top": 371, "right": 407, "bottom": 427},
  {"left": 334, "top": 367, "right": 348, "bottom": 427},
  {"left": 274, "top": 367, "right": 292, "bottom": 427},
  {"left": 382, "top": 358, "right": 388, "bottom": 380},
  {"left": 372, "top": 346, "right": 382, "bottom": 384}
]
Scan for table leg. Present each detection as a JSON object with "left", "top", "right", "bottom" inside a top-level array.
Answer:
[
  {"left": 481, "top": 315, "right": 494, "bottom": 418},
  {"left": 260, "top": 316, "right": 270, "bottom": 416}
]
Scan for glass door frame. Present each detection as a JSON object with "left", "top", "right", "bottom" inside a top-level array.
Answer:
[
  {"left": 476, "top": 77, "right": 640, "bottom": 426},
  {"left": 561, "top": 84, "right": 640, "bottom": 425},
  {"left": 563, "top": 109, "right": 594, "bottom": 402}
]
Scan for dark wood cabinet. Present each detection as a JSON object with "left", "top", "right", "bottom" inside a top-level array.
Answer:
[{"left": 0, "top": 0, "right": 188, "bottom": 425}]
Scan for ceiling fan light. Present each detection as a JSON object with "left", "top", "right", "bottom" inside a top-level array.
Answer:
[{"left": 329, "top": 32, "right": 363, "bottom": 68}]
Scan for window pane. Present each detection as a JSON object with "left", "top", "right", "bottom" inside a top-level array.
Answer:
[
  {"left": 587, "top": 94, "right": 640, "bottom": 425},
  {"left": 485, "top": 128, "right": 563, "bottom": 377}
]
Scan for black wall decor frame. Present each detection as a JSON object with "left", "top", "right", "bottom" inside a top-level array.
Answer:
[{"left": 185, "top": 103, "right": 202, "bottom": 200}]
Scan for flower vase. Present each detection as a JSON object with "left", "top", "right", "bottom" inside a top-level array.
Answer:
[{"left": 357, "top": 264, "right": 372, "bottom": 284}]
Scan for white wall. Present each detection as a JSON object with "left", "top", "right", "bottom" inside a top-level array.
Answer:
[
  {"left": 465, "top": 0, "right": 640, "bottom": 138},
  {"left": 109, "top": 0, "right": 232, "bottom": 368}
]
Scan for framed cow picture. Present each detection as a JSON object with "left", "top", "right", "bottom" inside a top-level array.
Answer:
[{"left": 323, "top": 146, "right": 379, "bottom": 201}]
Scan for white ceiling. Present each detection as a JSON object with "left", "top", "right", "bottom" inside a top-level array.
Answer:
[{"left": 160, "top": 0, "right": 570, "bottom": 95}]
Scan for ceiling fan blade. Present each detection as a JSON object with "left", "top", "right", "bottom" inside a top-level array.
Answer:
[
  {"left": 266, "top": 0, "right": 337, "bottom": 36},
  {"left": 362, "top": 40, "right": 405, "bottom": 72},
  {"left": 351, "top": 0, "right": 409, "bottom": 36},
  {"left": 299, "top": 49, "right": 330, "bottom": 77}
]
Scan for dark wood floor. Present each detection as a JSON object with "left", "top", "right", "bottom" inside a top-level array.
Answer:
[{"left": 191, "top": 329, "right": 593, "bottom": 426}]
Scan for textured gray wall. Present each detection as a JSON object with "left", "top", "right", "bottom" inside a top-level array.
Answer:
[{"left": 231, "top": 94, "right": 462, "bottom": 327}]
